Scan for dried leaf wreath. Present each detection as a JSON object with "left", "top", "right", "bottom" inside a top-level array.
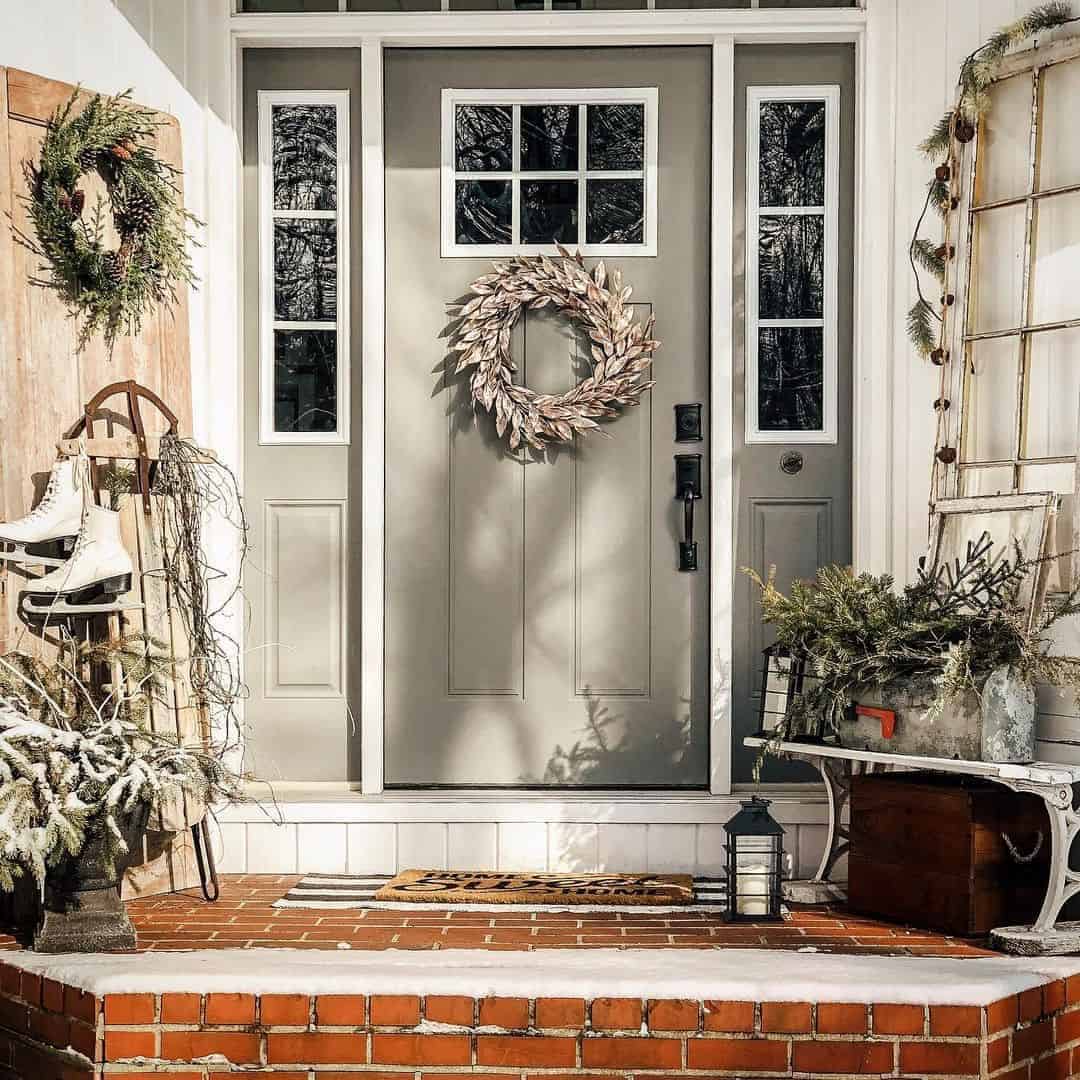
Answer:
[{"left": 449, "top": 246, "right": 660, "bottom": 451}]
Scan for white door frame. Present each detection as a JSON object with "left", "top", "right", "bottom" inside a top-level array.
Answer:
[{"left": 224, "top": 1, "right": 894, "bottom": 802}]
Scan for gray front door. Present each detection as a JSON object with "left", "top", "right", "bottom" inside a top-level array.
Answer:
[{"left": 384, "top": 47, "right": 711, "bottom": 788}]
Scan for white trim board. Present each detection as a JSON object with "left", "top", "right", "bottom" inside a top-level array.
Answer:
[
  {"left": 223, "top": 6, "right": 892, "bottom": 804},
  {"left": 220, "top": 792, "right": 828, "bottom": 824}
]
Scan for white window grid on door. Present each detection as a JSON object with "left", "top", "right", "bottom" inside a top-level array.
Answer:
[
  {"left": 745, "top": 84, "right": 840, "bottom": 445},
  {"left": 440, "top": 87, "right": 658, "bottom": 258},
  {"left": 258, "top": 89, "right": 351, "bottom": 445}
]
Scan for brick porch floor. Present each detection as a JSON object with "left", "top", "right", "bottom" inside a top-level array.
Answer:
[
  {"left": 3, "top": 874, "right": 995, "bottom": 956},
  {"left": 5, "top": 876, "right": 1080, "bottom": 1078}
]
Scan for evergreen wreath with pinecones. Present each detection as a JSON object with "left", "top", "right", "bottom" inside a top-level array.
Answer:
[{"left": 27, "top": 88, "right": 200, "bottom": 353}]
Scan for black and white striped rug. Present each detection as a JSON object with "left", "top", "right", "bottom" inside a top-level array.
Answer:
[{"left": 275, "top": 875, "right": 728, "bottom": 913}]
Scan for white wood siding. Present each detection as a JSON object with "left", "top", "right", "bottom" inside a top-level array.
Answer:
[{"left": 883, "top": 0, "right": 1080, "bottom": 764}]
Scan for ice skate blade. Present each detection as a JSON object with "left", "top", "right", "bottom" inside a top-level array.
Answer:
[
  {"left": 20, "top": 573, "right": 140, "bottom": 622},
  {"left": 20, "top": 596, "right": 144, "bottom": 621},
  {"left": 0, "top": 536, "right": 77, "bottom": 569}
]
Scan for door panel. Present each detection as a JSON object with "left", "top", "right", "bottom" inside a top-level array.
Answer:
[
  {"left": 242, "top": 50, "right": 362, "bottom": 782},
  {"left": 732, "top": 45, "right": 856, "bottom": 783},
  {"left": 384, "top": 47, "right": 711, "bottom": 788}
]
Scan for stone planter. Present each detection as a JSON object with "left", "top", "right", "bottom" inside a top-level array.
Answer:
[
  {"left": 835, "top": 664, "right": 1036, "bottom": 764},
  {"left": 34, "top": 803, "right": 150, "bottom": 953}
]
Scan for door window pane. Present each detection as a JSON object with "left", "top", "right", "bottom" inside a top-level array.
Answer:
[
  {"left": 959, "top": 466, "right": 1015, "bottom": 497},
  {"left": 757, "top": 327, "right": 824, "bottom": 432},
  {"left": 758, "top": 101, "right": 826, "bottom": 208},
  {"left": 272, "top": 105, "right": 337, "bottom": 211},
  {"left": 971, "top": 203, "right": 1026, "bottom": 333},
  {"left": 521, "top": 180, "right": 578, "bottom": 244},
  {"left": 1037, "top": 58, "right": 1080, "bottom": 192},
  {"left": 1025, "top": 327, "right": 1080, "bottom": 459},
  {"left": 586, "top": 104, "right": 645, "bottom": 170},
  {"left": 585, "top": 179, "right": 644, "bottom": 245},
  {"left": 978, "top": 74, "right": 1033, "bottom": 204},
  {"left": 456, "top": 180, "right": 512, "bottom": 244},
  {"left": 521, "top": 105, "right": 578, "bottom": 171},
  {"left": 274, "top": 330, "right": 338, "bottom": 434},
  {"left": 961, "top": 337, "right": 1018, "bottom": 463},
  {"left": 455, "top": 106, "right": 513, "bottom": 171},
  {"left": 274, "top": 219, "right": 337, "bottom": 322},
  {"left": 1031, "top": 190, "right": 1080, "bottom": 326},
  {"left": 758, "top": 215, "right": 824, "bottom": 319}
]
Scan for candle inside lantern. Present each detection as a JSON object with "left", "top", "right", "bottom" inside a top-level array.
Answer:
[{"left": 735, "top": 849, "right": 770, "bottom": 916}]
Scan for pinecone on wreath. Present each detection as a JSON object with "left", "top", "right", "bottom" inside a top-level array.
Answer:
[
  {"left": 101, "top": 251, "right": 126, "bottom": 287},
  {"left": 116, "top": 188, "right": 156, "bottom": 237},
  {"left": 77, "top": 145, "right": 102, "bottom": 170}
]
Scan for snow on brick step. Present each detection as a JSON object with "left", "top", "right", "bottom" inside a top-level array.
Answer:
[
  {"left": 4, "top": 946, "right": 1080, "bottom": 1005},
  {"left": 4, "top": 953, "right": 1080, "bottom": 1080}
]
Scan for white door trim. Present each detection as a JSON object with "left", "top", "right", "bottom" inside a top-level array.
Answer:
[{"left": 222, "top": 2, "right": 890, "bottom": 803}]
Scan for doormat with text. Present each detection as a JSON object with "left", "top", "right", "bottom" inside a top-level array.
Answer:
[
  {"left": 376, "top": 869, "right": 695, "bottom": 905},
  {"left": 275, "top": 873, "right": 724, "bottom": 912}
]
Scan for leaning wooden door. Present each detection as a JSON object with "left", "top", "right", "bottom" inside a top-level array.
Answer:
[{"left": 384, "top": 47, "right": 711, "bottom": 788}]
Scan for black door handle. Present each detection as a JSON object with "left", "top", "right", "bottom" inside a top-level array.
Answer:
[{"left": 675, "top": 453, "right": 702, "bottom": 572}]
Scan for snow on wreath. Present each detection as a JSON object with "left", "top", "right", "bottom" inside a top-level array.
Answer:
[{"left": 448, "top": 247, "right": 660, "bottom": 451}]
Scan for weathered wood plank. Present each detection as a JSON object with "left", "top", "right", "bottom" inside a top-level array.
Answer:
[
  {"left": 0, "top": 69, "right": 14, "bottom": 653},
  {"left": 2, "top": 67, "right": 197, "bottom": 898}
]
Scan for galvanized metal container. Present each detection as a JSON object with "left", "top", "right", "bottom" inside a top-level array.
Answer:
[{"left": 835, "top": 665, "right": 1036, "bottom": 763}]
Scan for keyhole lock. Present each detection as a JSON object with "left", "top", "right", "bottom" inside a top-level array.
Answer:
[
  {"left": 779, "top": 450, "right": 804, "bottom": 476},
  {"left": 674, "top": 403, "right": 703, "bottom": 443}
]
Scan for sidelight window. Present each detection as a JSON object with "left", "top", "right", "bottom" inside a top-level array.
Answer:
[
  {"left": 258, "top": 90, "right": 351, "bottom": 444},
  {"left": 441, "top": 89, "right": 658, "bottom": 257},
  {"left": 745, "top": 85, "right": 840, "bottom": 444}
]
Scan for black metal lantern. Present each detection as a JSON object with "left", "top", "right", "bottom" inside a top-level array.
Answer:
[
  {"left": 723, "top": 797, "right": 785, "bottom": 922},
  {"left": 756, "top": 645, "right": 804, "bottom": 737}
]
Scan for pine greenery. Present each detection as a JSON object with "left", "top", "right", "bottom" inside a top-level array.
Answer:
[
  {"left": 906, "top": 297, "right": 940, "bottom": 357},
  {"left": 0, "top": 637, "right": 243, "bottom": 892},
  {"left": 911, "top": 238, "right": 947, "bottom": 283},
  {"left": 747, "top": 535, "right": 1080, "bottom": 753},
  {"left": 26, "top": 88, "right": 200, "bottom": 353}
]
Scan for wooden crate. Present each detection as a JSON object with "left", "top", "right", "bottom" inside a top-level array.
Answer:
[{"left": 848, "top": 771, "right": 1050, "bottom": 937}]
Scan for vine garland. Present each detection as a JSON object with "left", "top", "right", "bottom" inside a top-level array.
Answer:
[
  {"left": 27, "top": 88, "right": 200, "bottom": 353},
  {"left": 907, "top": 1, "right": 1075, "bottom": 361},
  {"left": 449, "top": 246, "right": 660, "bottom": 451}
]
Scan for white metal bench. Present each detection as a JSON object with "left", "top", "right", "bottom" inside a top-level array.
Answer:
[{"left": 744, "top": 735, "right": 1080, "bottom": 956}]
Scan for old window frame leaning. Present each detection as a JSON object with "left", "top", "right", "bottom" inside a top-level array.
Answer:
[
  {"left": 943, "top": 38, "right": 1080, "bottom": 560},
  {"left": 258, "top": 89, "right": 351, "bottom": 446},
  {"left": 440, "top": 87, "right": 659, "bottom": 258},
  {"left": 744, "top": 84, "right": 840, "bottom": 445}
]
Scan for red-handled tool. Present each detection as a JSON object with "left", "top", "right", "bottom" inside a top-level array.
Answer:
[{"left": 855, "top": 704, "right": 896, "bottom": 739}]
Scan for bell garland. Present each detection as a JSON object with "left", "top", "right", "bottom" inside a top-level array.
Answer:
[
  {"left": 906, "top": 1, "right": 1075, "bottom": 359},
  {"left": 27, "top": 88, "right": 201, "bottom": 354}
]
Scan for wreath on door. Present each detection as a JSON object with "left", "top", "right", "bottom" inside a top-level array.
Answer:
[
  {"left": 27, "top": 88, "right": 199, "bottom": 354},
  {"left": 450, "top": 247, "right": 660, "bottom": 451}
]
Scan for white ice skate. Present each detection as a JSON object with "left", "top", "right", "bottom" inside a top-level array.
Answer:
[
  {"left": 0, "top": 456, "right": 83, "bottom": 569},
  {"left": 20, "top": 503, "right": 143, "bottom": 622}
]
